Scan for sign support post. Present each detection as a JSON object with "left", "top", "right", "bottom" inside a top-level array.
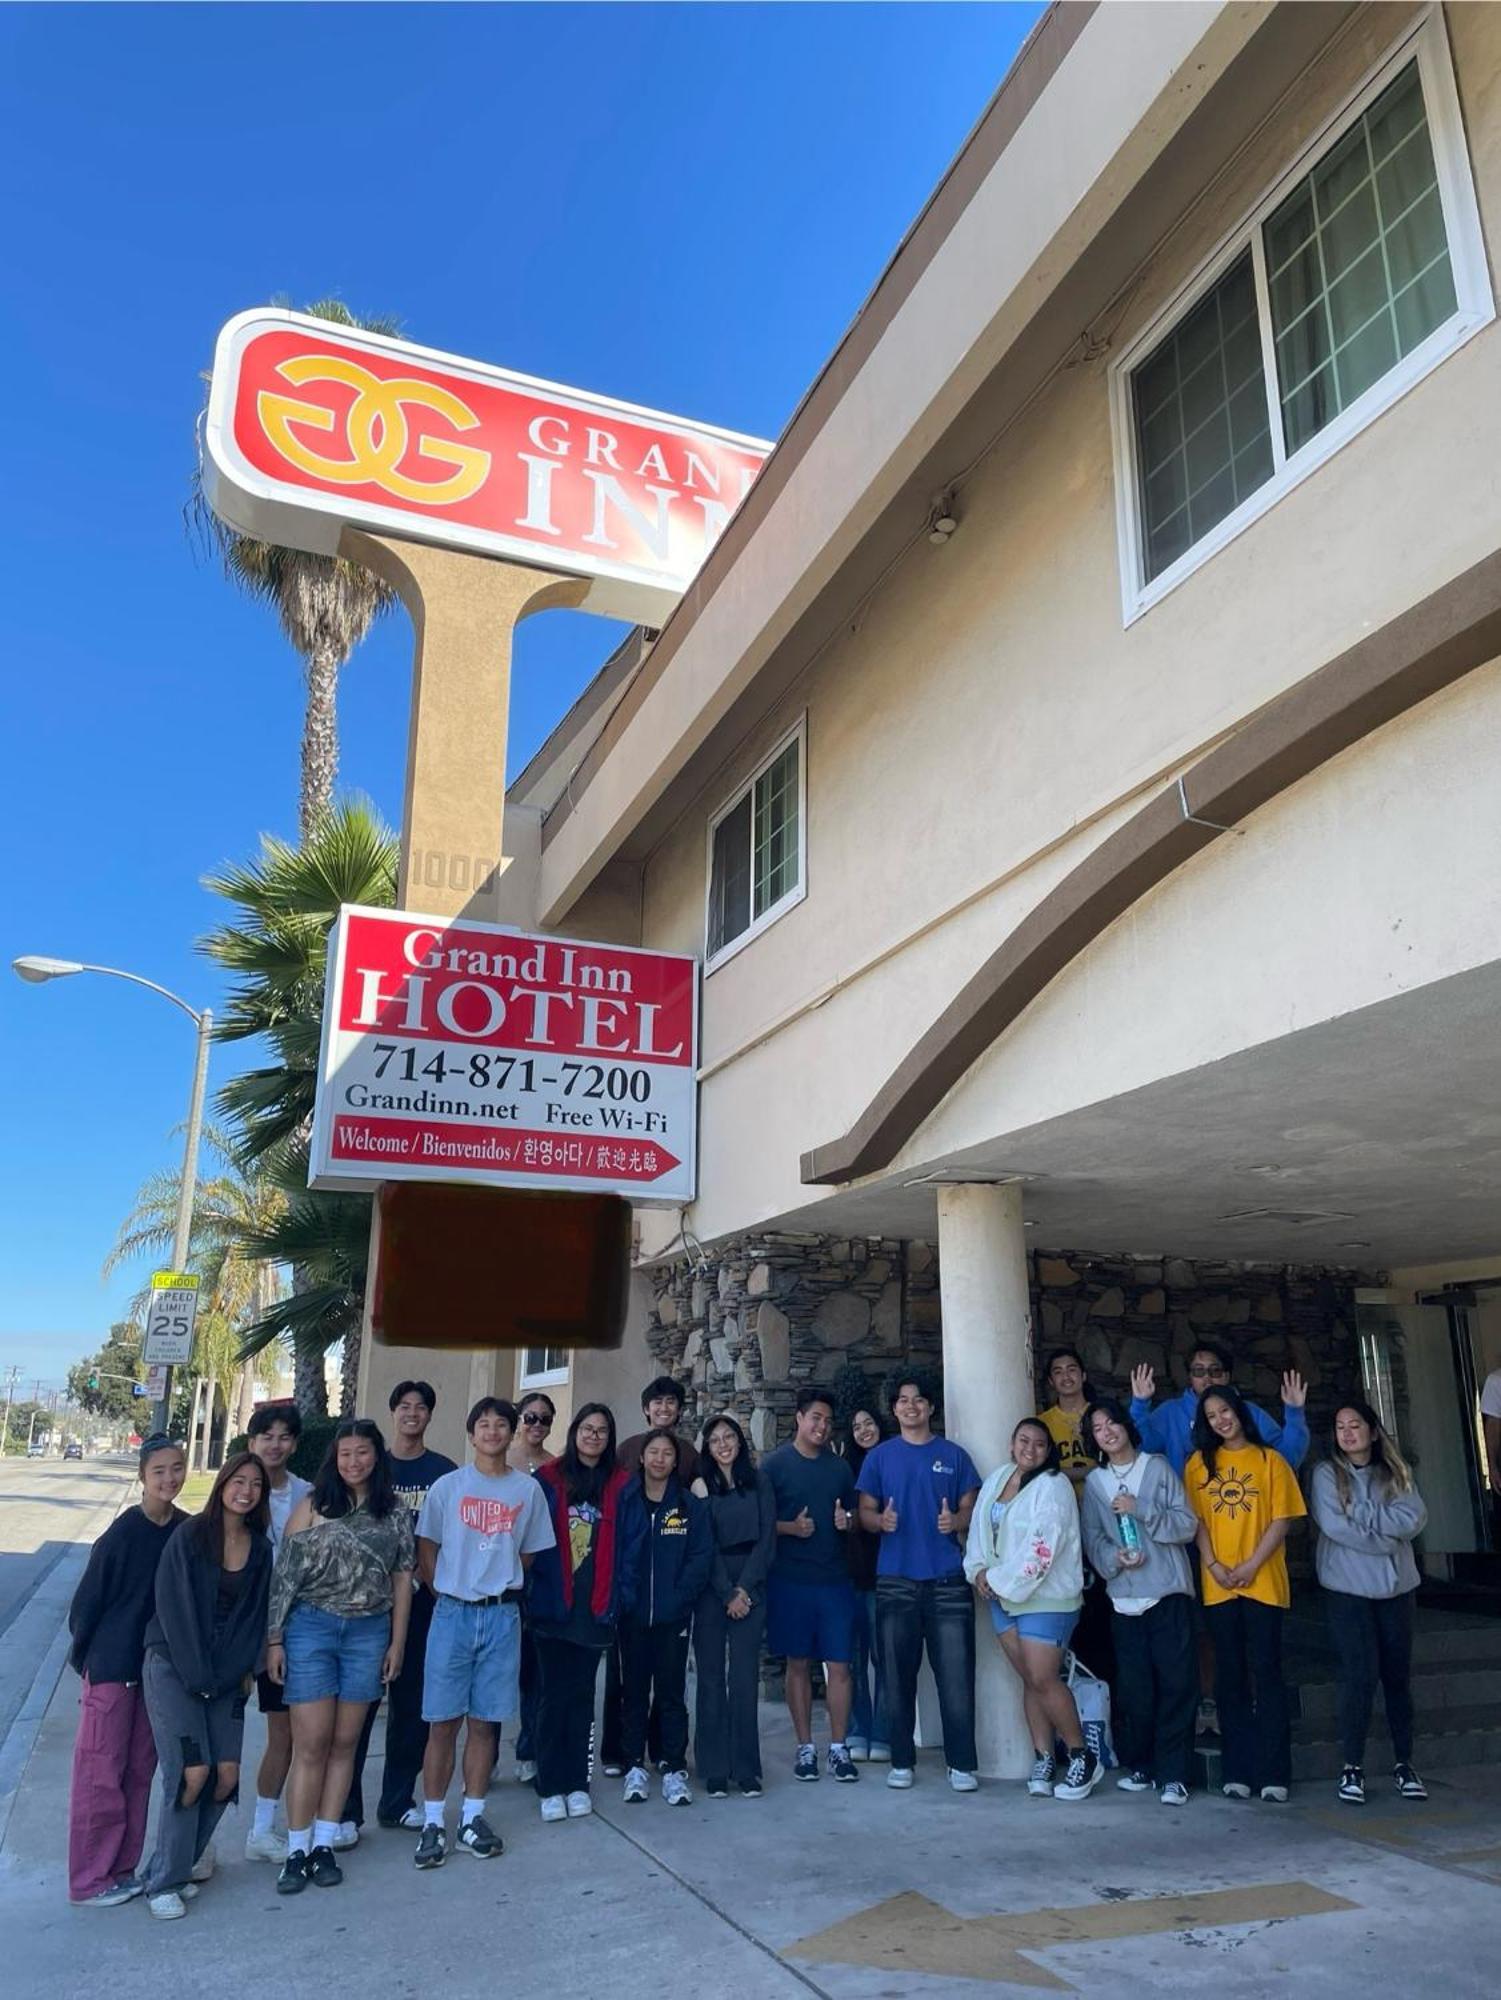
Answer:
[{"left": 342, "top": 530, "right": 591, "bottom": 1416}]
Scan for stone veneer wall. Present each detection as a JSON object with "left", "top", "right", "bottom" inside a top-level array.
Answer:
[{"left": 643, "top": 1235, "right": 1377, "bottom": 1450}]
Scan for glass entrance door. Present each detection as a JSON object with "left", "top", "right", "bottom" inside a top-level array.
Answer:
[{"left": 1356, "top": 1297, "right": 1486, "bottom": 1556}]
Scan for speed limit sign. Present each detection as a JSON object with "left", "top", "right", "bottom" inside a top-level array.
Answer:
[{"left": 142, "top": 1272, "right": 199, "bottom": 1366}]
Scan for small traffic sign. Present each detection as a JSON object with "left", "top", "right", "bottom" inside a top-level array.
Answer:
[{"left": 142, "top": 1272, "right": 199, "bottom": 1366}]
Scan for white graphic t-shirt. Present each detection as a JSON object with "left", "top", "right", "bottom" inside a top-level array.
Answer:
[
  {"left": 267, "top": 1473, "right": 312, "bottom": 1552},
  {"left": 417, "top": 1465, "right": 555, "bottom": 1600}
]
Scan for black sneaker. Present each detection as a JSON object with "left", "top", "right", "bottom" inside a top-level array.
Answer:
[
  {"left": 794, "top": 1744, "right": 819, "bottom": 1782},
  {"left": 828, "top": 1747, "right": 860, "bottom": 1783},
  {"left": 739, "top": 1776, "right": 763, "bottom": 1797},
  {"left": 1338, "top": 1766, "right": 1365, "bottom": 1804},
  {"left": 1394, "top": 1762, "right": 1428, "bottom": 1800},
  {"left": 276, "top": 1849, "right": 310, "bottom": 1896},
  {"left": 1053, "top": 1750, "right": 1101, "bottom": 1801},
  {"left": 414, "top": 1825, "right": 447, "bottom": 1870},
  {"left": 1027, "top": 1752, "right": 1056, "bottom": 1798},
  {"left": 705, "top": 1777, "right": 729, "bottom": 1799},
  {"left": 307, "top": 1845, "right": 343, "bottom": 1888},
  {"left": 456, "top": 1816, "right": 503, "bottom": 1858}
]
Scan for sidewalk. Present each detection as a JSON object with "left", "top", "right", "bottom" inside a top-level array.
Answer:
[{"left": 3, "top": 1662, "right": 1500, "bottom": 1997}]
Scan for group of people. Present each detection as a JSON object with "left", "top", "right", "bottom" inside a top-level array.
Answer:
[{"left": 63, "top": 1343, "right": 1432, "bottom": 1919}]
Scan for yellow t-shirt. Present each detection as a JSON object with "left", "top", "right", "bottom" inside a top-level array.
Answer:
[
  {"left": 1038, "top": 1404, "right": 1091, "bottom": 1491},
  {"left": 1185, "top": 1444, "right": 1307, "bottom": 1608}
]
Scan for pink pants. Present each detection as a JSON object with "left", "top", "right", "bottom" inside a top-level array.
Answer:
[{"left": 68, "top": 1677, "right": 157, "bottom": 1901}]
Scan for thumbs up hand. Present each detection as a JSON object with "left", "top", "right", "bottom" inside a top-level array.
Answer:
[
  {"left": 833, "top": 1499, "right": 851, "bottom": 1532},
  {"left": 879, "top": 1498, "right": 899, "bottom": 1534},
  {"left": 937, "top": 1498, "right": 957, "bottom": 1535},
  {"left": 793, "top": 1506, "right": 814, "bottom": 1539}
]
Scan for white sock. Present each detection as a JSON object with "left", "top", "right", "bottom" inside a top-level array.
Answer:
[
  {"left": 461, "top": 1796, "right": 485, "bottom": 1825},
  {"left": 252, "top": 1797, "right": 277, "bottom": 1838},
  {"left": 313, "top": 1819, "right": 340, "bottom": 1849},
  {"left": 829, "top": 1741, "right": 846, "bottom": 1754},
  {"left": 798, "top": 1740, "right": 813, "bottom": 1750},
  {"left": 287, "top": 1827, "right": 311, "bottom": 1859},
  {"left": 423, "top": 1798, "right": 445, "bottom": 1828}
]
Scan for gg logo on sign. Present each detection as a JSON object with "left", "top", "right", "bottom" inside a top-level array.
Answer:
[{"left": 256, "top": 352, "right": 492, "bottom": 504}]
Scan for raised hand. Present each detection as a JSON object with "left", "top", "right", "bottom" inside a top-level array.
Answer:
[
  {"left": 834, "top": 1499, "right": 852, "bottom": 1532},
  {"left": 792, "top": 1506, "right": 814, "bottom": 1539},
  {"left": 1130, "top": 1363, "right": 1155, "bottom": 1401},
  {"left": 937, "top": 1498, "right": 957, "bottom": 1535},
  {"left": 879, "top": 1498, "right": 899, "bottom": 1534},
  {"left": 1281, "top": 1370, "right": 1308, "bottom": 1408}
]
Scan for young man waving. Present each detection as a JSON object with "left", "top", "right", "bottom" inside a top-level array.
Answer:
[{"left": 412, "top": 1398, "right": 554, "bottom": 1868}]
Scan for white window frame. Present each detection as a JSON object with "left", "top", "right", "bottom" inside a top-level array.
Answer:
[
  {"left": 703, "top": 714, "right": 808, "bottom": 974},
  {"left": 1110, "top": 7, "right": 1493, "bottom": 626},
  {"left": 519, "top": 1347, "right": 570, "bottom": 1390}
]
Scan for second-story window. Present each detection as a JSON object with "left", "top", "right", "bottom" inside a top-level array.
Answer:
[
  {"left": 1114, "top": 15, "right": 1491, "bottom": 616},
  {"left": 706, "top": 719, "right": 806, "bottom": 967}
]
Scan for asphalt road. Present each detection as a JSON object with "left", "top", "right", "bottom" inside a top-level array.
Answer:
[{"left": 0, "top": 1456, "right": 134, "bottom": 1748}]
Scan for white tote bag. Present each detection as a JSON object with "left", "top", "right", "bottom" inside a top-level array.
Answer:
[{"left": 1060, "top": 1648, "right": 1116, "bottom": 1769}]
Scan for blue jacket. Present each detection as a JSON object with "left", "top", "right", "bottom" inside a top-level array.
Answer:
[
  {"left": 1129, "top": 1386, "right": 1308, "bottom": 1478},
  {"left": 624, "top": 1474, "right": 712, "bottom": 1628},
  {"left": 527, "top": 1461, "right": 646, "bottom": 1631}
]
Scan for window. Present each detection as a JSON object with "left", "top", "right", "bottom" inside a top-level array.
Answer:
[
  {"left": 705, "top": 719, "right": 806, "bottom": 966},
  {"left": 521, "top": 1347, "right": 568, "bottom": 1387},
  {"left": 1114, "top": 13, "right": 1492, "bottom": 615}
]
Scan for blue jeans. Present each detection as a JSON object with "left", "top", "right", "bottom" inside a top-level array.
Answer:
[
  {"left": 849, "top": 1590, "right": 891, "bottom": 1748},
  {"left": 283, "top": 1604, "right": 390, "bottom": 1705},
  {"left": 875, "top": 1573, "right": 977, "bottom": 1772},
  {"left": 422, "top": 1596, "right": 521, "bottom": 1724}
]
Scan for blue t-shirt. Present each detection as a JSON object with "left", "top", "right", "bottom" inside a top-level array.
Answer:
[
  {"left": 856, "top": 1435, "right": 981, "bottom": 1581},
  {"left": 762, "top": 1444, "right": 856, "bottom": 1588}
]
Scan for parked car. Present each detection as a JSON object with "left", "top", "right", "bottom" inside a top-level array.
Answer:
[
  {"left": 27, "top": 1442, "right": 45, "bottom": 1458},
  {"left": 63, "top": 1441, "right": 84, "bottom": 1461}
]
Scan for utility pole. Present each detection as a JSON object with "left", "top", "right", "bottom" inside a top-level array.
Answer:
[{"left": 0, "top": 1365, "right": 20, "bottom": 1456}]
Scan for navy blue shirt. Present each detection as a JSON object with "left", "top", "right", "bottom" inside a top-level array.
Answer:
[{"left": 762, "top": 1444, "right": 856, "bottom": 1587}]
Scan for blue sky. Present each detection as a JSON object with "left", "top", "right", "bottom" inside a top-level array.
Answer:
[{"left": 1, "top": 0, "right": 1040, "bottom": 1390}]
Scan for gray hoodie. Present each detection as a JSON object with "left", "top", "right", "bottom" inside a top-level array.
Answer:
[
  {"left": 1309, "top": 1460, "right": 1425, "bottom": 1599},
  {"left": 1081, "top": 1454, "right": 1197, "bottom": 1607}
]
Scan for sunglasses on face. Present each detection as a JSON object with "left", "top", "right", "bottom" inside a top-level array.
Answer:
[
  {"left": 520, "top": 1412, "right": 552, "bottom": 1426},
  {"left": 1190, "top": 1366, "right": 1229, "bottom": 1380}
]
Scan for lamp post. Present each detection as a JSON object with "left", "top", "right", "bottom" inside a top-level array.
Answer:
[{"left": 13, "top": 956, "right": 212, "bottom": 1437}]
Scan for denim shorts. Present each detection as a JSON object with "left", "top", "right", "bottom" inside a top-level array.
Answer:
[
  {"left": 988, "top": 1603, "right": 1078, "bottom": 1647},
  {"left": 283, "top": 1604, "right": 390, "bottom": 1704},
  {"left": 422, "top": 1595, "right": 521, "bottom": 1723},
  {"left": 767, "top": 1574, "right": 857, "bottom": 1665}
]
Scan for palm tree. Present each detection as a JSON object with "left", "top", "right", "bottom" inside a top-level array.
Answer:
[
  {"left": 200, "top": 797, "right": 399, "bottom": 1413},
  {"left": 103, "top": 1126, "right": 286, "bottom": 1463},
  {"left": 194, "top": 297, "right": 401, "bottom": 835}
]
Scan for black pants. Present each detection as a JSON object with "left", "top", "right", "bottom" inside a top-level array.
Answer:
[
  {"left": 619, "top": 1617, "right": 690, "bottom": 1775},
  {"left": 535, "top": 1636, "right": 606, "bottom": 1798},
  {"left": 516, "top": 1621, "right": 539, "bottom": 1762},
  {"left": 342, "top": 1585, "right": 435, "bottom": 1825},
  {"left": 875, "top": 1574, "right": 977, "bottom": 1773},
  {"left": 1112, "top": 1595, "right": 1197, "bottom": 1787},
  {"left": 1205, "top": 1596, "right": 1290, "bottom": 1789},
  {"left": 694, "top": 1593, "right": 766, "bottom": 1786},
  {"left": 602, "top": 1632, "right": 662, "bottom": 1767},
  {"left": 1325, "top": 1586, "right": 1416, "bottom": 1768},
  {"left": 1071, "top": 1568, "right": 1117, "bottom": 1683}
]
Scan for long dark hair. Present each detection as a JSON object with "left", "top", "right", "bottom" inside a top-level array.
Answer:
[
  {"left": 1191, "top": 1385, "right": 1262, "bottom": 1482},
  {"left": 562, "top": 1402, "right": 617, "bottom": 1507},
  {"left": 311, "top": 1419, "right": 399, "bottom": 1519},
  {"left": 1012, "top": 1417, "right": 1063, "bottom": 1492},
  {"left": 699, "top": 1413, "right": 758, "bottom": 1495},
  {"left": 838, "top": 1404, "right": 886, "bottom": 1484},
  {"left": 1329, "top": 1398, "right": 1414, "bottom": 1508},
  {"left": 191, "top": 1450, "right": 270, "bottom": 1563},
  {"left": 1083, "top": 1397, "right": 1141, "bottom": 1465}
]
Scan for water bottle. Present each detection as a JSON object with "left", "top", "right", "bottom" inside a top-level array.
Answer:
[{"left": 1115, "top": 1509, "right": 1142, "bottom": 1555}]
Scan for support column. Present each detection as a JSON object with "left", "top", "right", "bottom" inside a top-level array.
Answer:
[
  {"left": 343, "top": 530, "right": 589, "bottom": 1447},
  {"left": 937, "top": 1180, "right": 1034, "bottom": 1778}
]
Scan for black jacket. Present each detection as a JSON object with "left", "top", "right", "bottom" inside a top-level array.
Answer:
[
  {"left": 699, "top": 1471, "right": 777, "bottom": 1605},
  {"left": 143, "top": 1520, "right": 272, "bottom": 1698},
  {"left": 624, "top": 1475, "right": 712, "bottom": 1628},
  {"left": 68, "top": 1506, "right": 185, "bottom": 1684}
]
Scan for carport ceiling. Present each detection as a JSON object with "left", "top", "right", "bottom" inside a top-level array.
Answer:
[{"left": 765, "top": 958, "right": 1501, "bottom": 1271}]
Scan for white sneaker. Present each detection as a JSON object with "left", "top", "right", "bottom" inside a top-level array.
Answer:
[
  {"left": 662, "top": 1771, "right": 692, "bottom": 1807},
  {"left": 189, "top": 1844, "right": 215, "bottom": 1883},
  {"left": 330, "top": 1821, "right": 359, "bottom": 1850},
  {"left": 887, "top": 1767, "right": 914, "bottom": 1789},
  {"left": 623, "top": 1765, "right": 650, "bottom": 1804},
  {"left": 1161, "top": 1782, "right": 1190, "bottom": 1807},
  {"left": 1260, "top": 1784, "right": 1289, "bottom": 1804},
  {"left": 178, "top": 1882, "right": 200, "bottom": 1900},
  {"left": 947, "top": 1768, "right": 978, "bottom": 1793},
  {"left": 1222, "top": 1781, "right": 1252, "bottom": 1799},
  {"left": 539, "top": 1794, "right": 568, "bottom": 1822},
  {"left": 397, "top": 1806, "right": 424, "bottom": 1831},
  {"left": 515, "top": 1760, "right": 538, "bottom": 1783},
  {"left": 244, "top": 1828, "right": 283, "bottom": 1862},
  {"left": 867, "top": 1743, "right": 892, "bottom": 1763},
  {"left": 565, "top": 1790, "right": 593, "bottom": 1818},
  {"left": 846, "top": 1738, "right": 870, "bottom": 1762},
  {"left": 148, "top": 1892, "right": 186, "bottom": 1921}
]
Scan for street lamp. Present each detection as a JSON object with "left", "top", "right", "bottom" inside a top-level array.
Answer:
[{"left": 12, "top": 955, "right": 213, "bottom": 1436}]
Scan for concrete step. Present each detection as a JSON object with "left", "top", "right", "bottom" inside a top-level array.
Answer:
[
  {"left": 1192, "top": 1708, "right": 1501, "bottom": 1788},
  {"left": 1292, "top": 1663, "right": 1501, "bottom": 1724},
  {"left": 1285, "top": 1615, "right": 1501, "bottom": 1671}
]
